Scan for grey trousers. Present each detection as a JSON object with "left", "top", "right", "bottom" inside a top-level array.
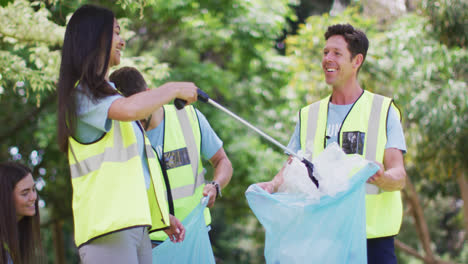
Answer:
[{"left": 78, "top": 227, "right": 152, "bottom": 264}]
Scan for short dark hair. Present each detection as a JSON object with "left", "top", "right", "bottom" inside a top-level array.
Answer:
[
  {"left": 325, "top": 24, "right": 369, "bottom": 67},
  {"left": 110, "top": 67, "right": 148, "bottom": 97}
]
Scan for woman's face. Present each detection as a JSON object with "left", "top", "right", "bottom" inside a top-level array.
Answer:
[
  {"left": 109, "top": 19, "right": 125, "bottom": 67},
  {"left": 13, "top": 173, "right": 37, "bottom": 221}
]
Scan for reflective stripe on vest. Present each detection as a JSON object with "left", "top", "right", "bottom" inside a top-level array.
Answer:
[
  {"left": 364, "top": 94, "right": 385, "bottom": 195},
  {"left": 68, "top": 120, "right": 169, "bottom": 247},
  {"left": 175, "top": 106, "right": 201, "bottom": 189},
  {"left": 150, "top": 105, "right": 210, "bottom": 241},
  {"left": 69, "top": 120, "right": 139, "bottom": 178},
  {"left": 168, "top": 168, "right": 207, "bottom": 200},
  {"left": 299, "top": 90, "right": 403, "bottom": 238}
]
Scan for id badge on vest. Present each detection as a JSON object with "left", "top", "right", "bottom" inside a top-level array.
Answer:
[
  {"left": 341, "top": 131, "right": 365, "bottom": 155},
  {"left": 164, "top": 147, "right": 191, "bottom": 169}
]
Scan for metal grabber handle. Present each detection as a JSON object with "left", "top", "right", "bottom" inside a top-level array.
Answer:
[{"left": 174, "top": 90, "right": 319, "bottom": 188}]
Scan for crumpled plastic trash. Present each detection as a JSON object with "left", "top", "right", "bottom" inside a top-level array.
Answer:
[
  {"left": 279, "top": 142, "right": 369, "bottom": 198},
  {"left": 246, "top": 143, "right": 378, "bottom": 264},
  {"left": 152, "top": 196, "right": 215, "bottom": 264}
]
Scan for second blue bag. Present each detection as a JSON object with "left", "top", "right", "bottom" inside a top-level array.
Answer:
[{"left": 152, "top": 196, "right": 215, "bottom": 264}]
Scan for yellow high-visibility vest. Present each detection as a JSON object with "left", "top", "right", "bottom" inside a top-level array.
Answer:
[
  {"left": 68, "top": 120, "right": 170, "bottom": 247},
  {"left": 150, "top": 105, "right": 210, "bottom": 241},
  {"left": 299, "top": 90, "right": 403, "bottom": 238}
]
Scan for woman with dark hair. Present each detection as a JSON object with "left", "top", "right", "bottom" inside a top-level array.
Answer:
[
  {"left": 0, "top": 162, "right": 43, "bottom": 264},
  {"left": 57, "top": 4, "right": 194, "bottom": 263}
]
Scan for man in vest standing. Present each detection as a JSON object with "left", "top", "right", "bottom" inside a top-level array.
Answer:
[
  {"left": 110, "top": 67, "right": 233, "bottom": 248},
  {"left": 258, "top": 24, "right": 407, "bottom": 264}
]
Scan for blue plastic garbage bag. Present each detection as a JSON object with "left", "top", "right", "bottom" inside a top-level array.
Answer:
[
  {"left": 152, "top": 196, "right": 215, "bottom": 264},
  {"left": 246, "top": 162, "right": 379, "bottom": 264}
]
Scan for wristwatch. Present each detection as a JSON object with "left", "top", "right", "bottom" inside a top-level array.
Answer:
[{"left": 209, "top": 181, "right": 222, "bottom": 198}]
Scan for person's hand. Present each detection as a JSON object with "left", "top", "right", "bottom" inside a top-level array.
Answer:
[
  {"left": 257, "top": 181, "right": 276, "bottom": 194},
  {"left": 256, "top": 158, "right": 289, "bottom": 194},
  {"left": 160, "top": 82, "right": 198, "bottom": 105},
  {"left": 367, "top": 159, "right": 406, "bottom": 191},
  {"left": 367, "top": 162, "right": 384, "bottom": 185},
  {"left": 164, "top": 214, "right": 185, "bottom": 243},
  {"left": 203, "top": 184, "right": 217, "bottom": 208}
]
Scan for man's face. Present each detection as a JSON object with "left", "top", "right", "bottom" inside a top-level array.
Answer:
[{"left": 322, "top": 35, "right": 358, "bottom": 87}]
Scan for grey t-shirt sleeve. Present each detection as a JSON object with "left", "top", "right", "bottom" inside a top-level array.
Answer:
[
  {"left": 75, "top": 90, "right": 123, "bottom": 143},
  {"left": 385, "top": 105, "right": 407, "bottom": 153},
  {"left": 195, "top": 109, "right": 223, "bottom": 160}
]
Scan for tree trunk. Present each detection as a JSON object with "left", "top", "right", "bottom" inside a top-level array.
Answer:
[
  {"left": 456, "top": 170, "right": 468, "bottom": 235},
  {"left": 52, "top": 220, "right": 66, "bottom": 264},
  {"left": 403, "top": 177, "right": 437, "bottom": 263},
  {"left": 395, "top": 239, "right": 426, "bottom": 261}
]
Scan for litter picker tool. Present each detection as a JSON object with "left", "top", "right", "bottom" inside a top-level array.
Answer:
[{"left": 174, "top": 89, "right": 319, "bottom": 188}]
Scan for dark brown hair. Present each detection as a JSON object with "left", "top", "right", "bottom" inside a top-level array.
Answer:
[
  {"left": 110, "top": 66, "right": 148, "bottom": 97},
  {"left": 0, "top": 162, "right": 43, "bottom": 264},
  {"left": 57, "top": 5, "right": 117, "bottom": 152},
  {"left": 325, "top": 23, "right": 369, "bottom": 72}
]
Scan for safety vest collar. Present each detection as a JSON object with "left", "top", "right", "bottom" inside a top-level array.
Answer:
[{"left": 328, "top": 90, "right": 365, "bottom": 147}]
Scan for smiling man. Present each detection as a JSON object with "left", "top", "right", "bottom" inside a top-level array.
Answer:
[{"left": 257, "top": 24, "right": 407, "bottom": 264}]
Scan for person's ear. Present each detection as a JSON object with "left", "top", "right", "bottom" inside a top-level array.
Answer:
[{"left": 353, "top": 54, "right": 364, "bottom": 69}]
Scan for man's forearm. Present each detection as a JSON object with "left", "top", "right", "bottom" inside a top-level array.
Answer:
[{"left": 212, "top": 156, "right": 232, "bottom": 188}]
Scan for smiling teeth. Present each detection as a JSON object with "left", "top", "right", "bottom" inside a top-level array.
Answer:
[{"left": 327, "top": 69, "right": 336, "bottom": 72}]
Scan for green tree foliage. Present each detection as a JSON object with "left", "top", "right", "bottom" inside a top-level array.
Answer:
[
  {"left": 371, "top": 15, "right": 467, "bottom": 181},
  {"left": 422, "top": 0, "right": 468, "bottom": 48},
  {"left": 0, "top": 0, "right": 62, "bottom": 93},
  {"left": 0, "top": 1, "right": 77, "bottom": 262},
  {"left": 369, "top": 14, "right": 467, "bottom": 262}
]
